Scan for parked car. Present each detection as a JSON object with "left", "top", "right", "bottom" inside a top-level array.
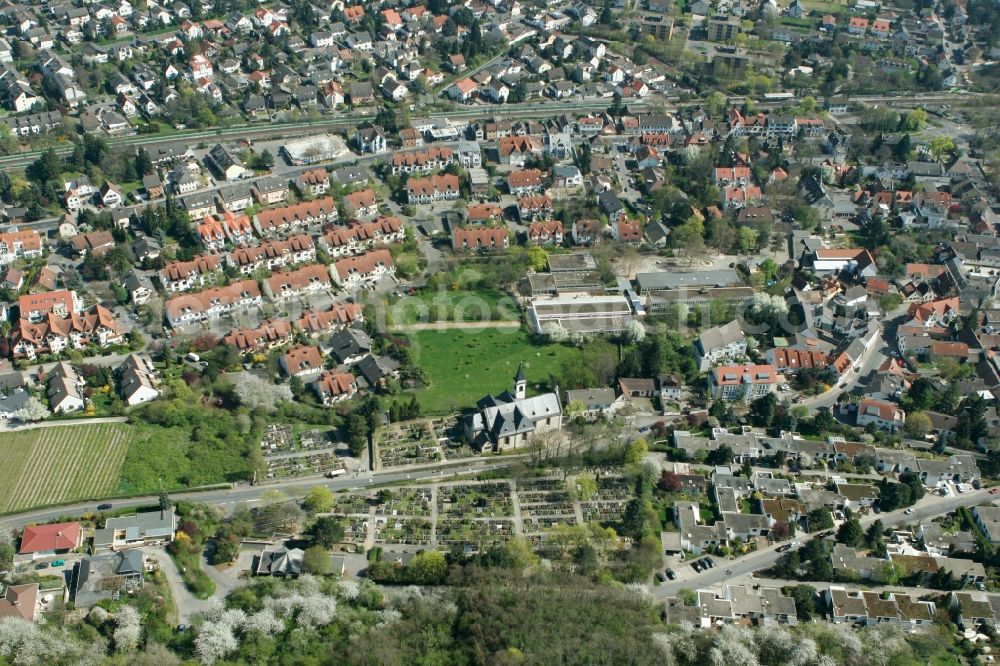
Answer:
[
  {"left": 904, "top": 508, "right": 915, "bottom": 514},
  {"left": 51, "top": 559, "right": 65, "bottom": 567},
  {"left": 692, "top": 561, "right": 703, "bottom": 572},
  {"left": 776, "top": 544, "right": 792, "bottom": 553},
  {"left": 34, "top": 562, "right": 49, "bottom": 570},
  {"left": 666, "top": 569, "right": 676, "bottom": 580},
  {"left": 655, "top": 571, "right": 666, "bottom": 582},
  {"left": 989, "top": 487, "right": 1000, "bottom": 495},
  {"left": 97, "top": 503, "right": 113, "bottom": 510},
  {"left": 702, "top": 558, "right": 715, "bottom": 569}
]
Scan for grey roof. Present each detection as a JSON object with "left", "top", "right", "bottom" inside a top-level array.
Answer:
[
  {"left": 96, "top": 508, "right": 176, "bottom": 546},
  {"left": 72, "top": 550, "right": 145, "bottom": 607},
  {"left": 697, "top": 320, "right": 745, "bottom": 352},
  {"left": 0, "top": 387, "right": 30, "bottom": 415},
  {"left": 256, "top": 547, "right": 303, "bottom": 576},
  {"left": 329, "top": 327, "right": 371, "bottom": 363},
  {"left": 637, "top": 269, "right": 741, "bottom": 292},
  {"left": 355, "top": 354, "right": 400, "bottom": 387},
  {"left": 565, "top": 388, "right": 614, "bottom": 409}
]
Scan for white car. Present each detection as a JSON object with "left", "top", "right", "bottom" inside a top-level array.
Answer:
[{"left": 904, "top": 508, "right": 914, "bottom": 514}]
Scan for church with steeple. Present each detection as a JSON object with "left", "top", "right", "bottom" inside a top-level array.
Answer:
[{"left": 460, "top": 363, "right": 563, "bottom": 452}]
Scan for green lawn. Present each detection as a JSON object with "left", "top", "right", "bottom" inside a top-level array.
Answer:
[
  {"left": 389, "top": 290, "right": 519, "bottom": 326},
  {"left": 405, "top": 328, "right": 584, "bottom": 414},
  {"left": 0, "top": 423, "right": 130, "bottom": 514},
  {"left": 117, "top": 416, "right": 252, "bottom": 495}
]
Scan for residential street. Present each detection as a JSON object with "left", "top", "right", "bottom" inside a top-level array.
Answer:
[{"left": 652, "top": 487, "right": 995, "bottom": 598}]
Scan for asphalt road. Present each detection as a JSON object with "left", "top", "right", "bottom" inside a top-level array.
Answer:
[
  {"left": 0, "top": 457, "right": 518, "bottom": 532},
  {"left": 653, "top": 486, "right": 995, "bottom": 598}
]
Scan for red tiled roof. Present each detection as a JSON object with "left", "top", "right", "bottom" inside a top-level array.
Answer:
[{"left": 19, "top": 521, "right": 82, "bottom": 554}]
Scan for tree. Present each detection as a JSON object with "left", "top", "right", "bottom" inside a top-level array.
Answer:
[
  {"left": 903, "top": 411, "right": 932, "bottom": 440},
  {"left": 624, "top": 437, "right": 648, "bottom": 465},
  {"left": 836, "top": 516, "right": 863, "bottom": 547},
  {"left": 303, "top": 485, "right": 334, "bottom": 513},
  {"left": 659, "top": 471, "right": 682, "bottom": 493},
  {"left": 135, "top": 148, "right": 153, "bottom": 176},
  {"left": 706, "top": 444, "right": 734, "bottom": 466},
  {"left": 213, "top": 537, "right": 240, "bottom": 564},
  {"left": 113, "top": 605, "right": 142, "bottom": 652},
  {"left": 806, "top": 508, "right": 834, "bottom": 532},
  {"left": 599, "top": 0, "right": 612, "bottom": 24},
  {"left": 737, "top": 226, "right": 758, "bottom": 253},
  {"left": 749, "top": 392, "right": 778, "bottom": 428},
  {"left": 407, "top": 550, "right": 448, "bottom": 584},
  {"left": 789, "top": 584, "right": 816, "bottom": 621},
  {"left": 232, "top": 374, "right": 292, "bottom": 410},
  {"left": 928, "top": 136, "right": 955, "bottom": 161},
  {"left": 302, "top": 545, "right": 332, "bottom": 575},
  {"left": 308, "top": 516, "right": 345, "bottom": 548},
  {"left": 624, "top": 319, "right": 646, "bottom": 343}
]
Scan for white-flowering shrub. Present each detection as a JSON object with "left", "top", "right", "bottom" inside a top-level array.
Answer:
[
  {"left": 113, "top": 605, "right": 142, "bottom": 652},
  {"left": 243, "top": 608, "right": 284, "bottom": 636},
  {"left": 337, "top": 579, "right": 360, "bottom": 600}
]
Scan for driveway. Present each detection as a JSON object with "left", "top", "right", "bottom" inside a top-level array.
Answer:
[{"left": 148, "top": 546, "right": 215, "bottom": 625}]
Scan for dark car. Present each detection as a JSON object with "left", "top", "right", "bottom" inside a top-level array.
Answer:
[
  {"left": 654, "top": 571, "right": 666, "bottom": 582},
  {"left": 34, "top": 562, "right": 49, "bottom": 570},
  {"left": 666, "top": 569, "right": 677, "bottom": 580},
  {"left": 776, "top": 544, "right": 792, "bottom": 553},
  {"left": 691, "top": 561, "right": 703, "bottom": 572},
  {"left": 702, "top": 558, "right": 715, "bottom": 569},
  {"left": 97, "top": 503, "right": 113, "bottom": 510}
]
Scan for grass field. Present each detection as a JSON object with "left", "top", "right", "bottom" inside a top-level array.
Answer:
[
  {"left": 405, "top": 328, "right": 585, "bottom": 414},
  {"left": 0, "top": 423, "right": 130, "bottom": 514},
  {"left": 389, "top": 290, "right": 520, "bottom": 326}
]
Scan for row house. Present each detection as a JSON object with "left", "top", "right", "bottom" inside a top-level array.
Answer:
[
  {"left": 164, "top": 279, "right": 262, "bottom": 327},
  {"left": 216, "top": 184, "right": 254, "bottom": 213},
  {"left": 828, "top": 587, "right": 936, "bottom": 631},
  {"left": 712, "top": 166, "right": 751, "bottom": 187},
  {"left": 253, "top": 196, "right": 338, "bottom": 236},
  {"left": 196, "top": 216, "right": 227, "bottom": 251},
  {"left": 319, "top": 217, "right": 404, "bottom": 257},
  {"left": 0, "top": 229, "right": 43, "bottom": 266},
  {"left": 311, "top": 371, "right": 358, "bottom": 405},
  {"left": 452, "top": 227, "right": 510, "bottom": 252},
  {"left": 406, "top": 174, "right": 460, "bottom": 204},
  {"left": 181, "top": 194, "right": 216, "bottom": 222},
  {"left": 263, "top": 263, "right": 332, "bottom": 302},
  {"left": 158, "top": 254, "right": 223, "bottom": 292},
  {"left": 389, "top": 147, "right": 455, "bottom": 174},
  {"left": 343, "top": 188, "right": 378, "bottom": 218},
  {"left": 467, "top": 203, "right": 503, "bottom": 224},
  {"left": 295, "top": 168, "right": 330, "bottom": 197},
  {"left": 517, "top": 195, "right": 553, "bottom": 222},
  {"left": 722, "top": 185, "right": 762, "bottom": 210},
  {"left": 280, "top": 344, "right": 325, "bottom": 378},
  {"left": 13, "top": 291, "right": 123, "bottom": 358},
  {"left": 252, "top": 176, "right": 290, "bottom": 206},
  {"left": 221, "top": 211, "right": 254, "bottom": 245},
  {"left": 498, "top": 135, "right": 541, "bottom": 166},
  {"left": 223, "top": 320, "right": 294, "bottom": 353},
  {"left": 528, "top": 220, "right": 563, "bottom": 245},
  {"left": 294, "top": 302, "right": 364, "bottom": 337},
  {"left": 228, "top": 235, "right": 316, "bottom": 275},
  {"left": 507, "top": 169, "right": 545, "bottom": 195},
  {"left": 666, "top": 585, "right": 797, "bottom": 628},
  {"left": 331, "top": 249, "right": 396, "bottom": 290}
]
